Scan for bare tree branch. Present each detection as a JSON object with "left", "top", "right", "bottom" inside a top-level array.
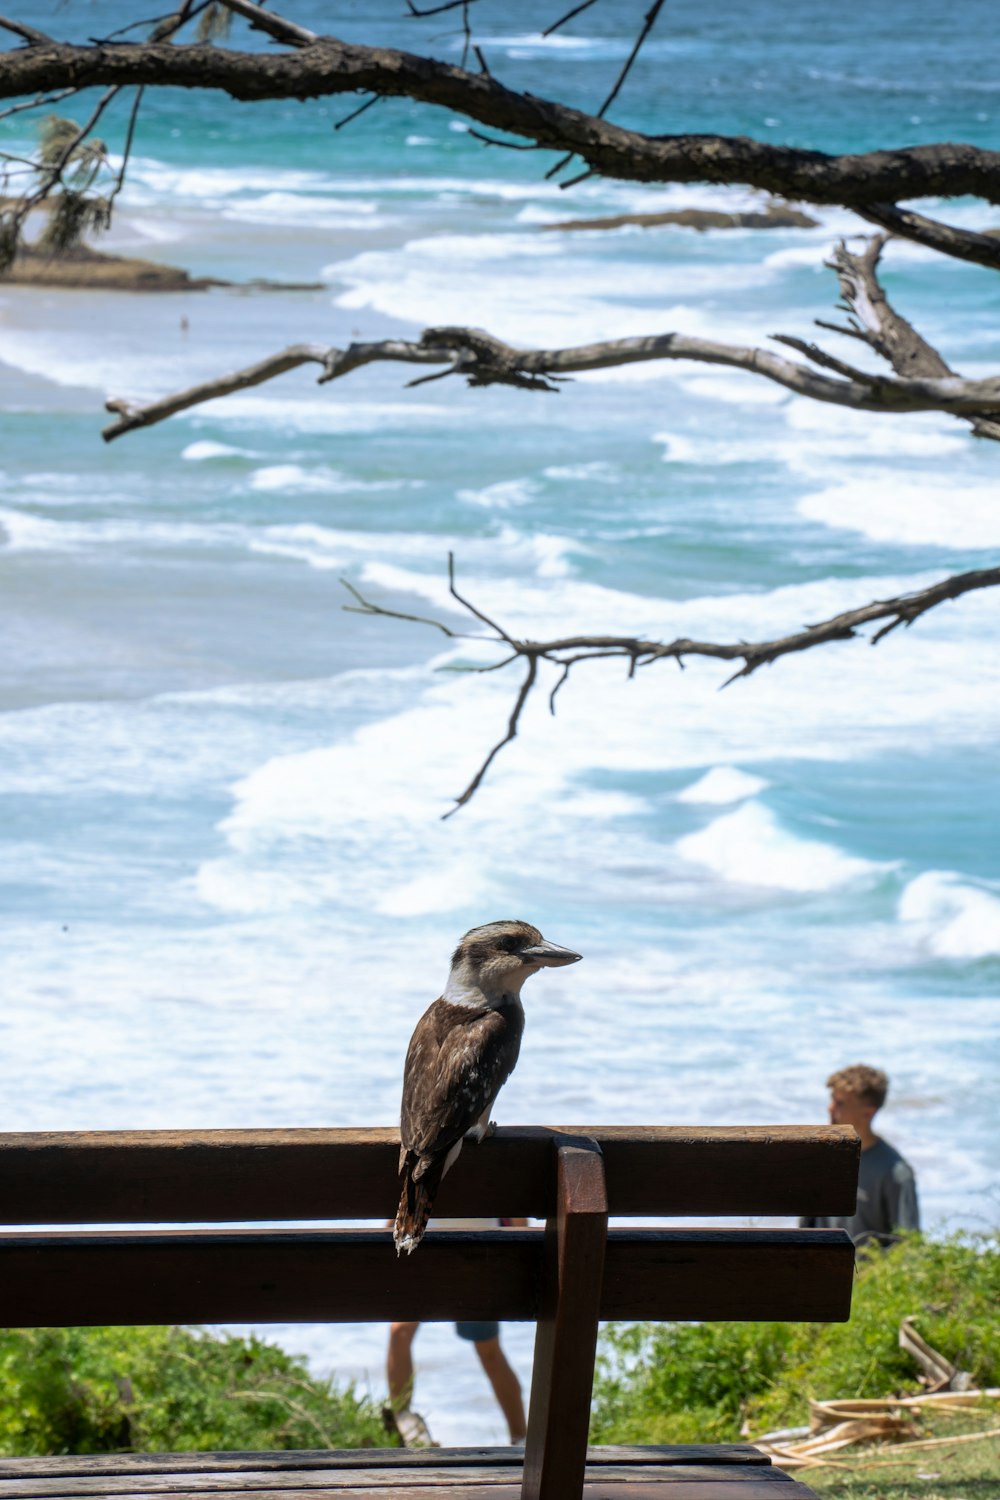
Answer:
[
  {"left": 824, "top": 235, "right": 1000, "bottom": 441},
  {"left": 2, "top": 35, "right": 1000, "bottom": 266},
  {"left": 858, "top": 201, "right": 1000, "bottom": 272},
  {"left": 343, "top": 562, "right": 1000, "bottom": 813},
  {"left": 0, "top": 16, "right": 54, "bottom": 46},
  {"left": 102, "top": 318, "right": 1000, "bottom": 444},
  {"left": 214, "top": 0, "right": 317, "bottom": 47},
  {"left": 103, "top": 343, "right": 334, "bottom": 436}
]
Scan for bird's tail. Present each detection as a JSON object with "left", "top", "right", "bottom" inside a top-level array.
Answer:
[{"left": 394, "top": 1153, "right": 444, "bottom": 1256}]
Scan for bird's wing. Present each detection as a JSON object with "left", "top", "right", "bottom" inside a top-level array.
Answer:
[{"left": 401, "top": 999, "right": 522, "bottom": 1161}]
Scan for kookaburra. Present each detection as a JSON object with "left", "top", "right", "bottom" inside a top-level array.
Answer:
[{"left": 394, "top": 919, "right": 581, "bottom": 1255}]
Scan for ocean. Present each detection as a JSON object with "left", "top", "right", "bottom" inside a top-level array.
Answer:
[{"left": 1, "top": 0, "right": 998, "bottom": 1447}]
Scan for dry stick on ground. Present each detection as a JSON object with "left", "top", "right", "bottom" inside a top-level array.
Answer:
[
  {"left": 342, "top": 558, "right": 1000, "bottom": 816},
  {"left": 3, "top": 25, "right": 1000, "bottom": 267},
  {"left": 100, "top": 234, "right": 1000, "bottom": 441}
]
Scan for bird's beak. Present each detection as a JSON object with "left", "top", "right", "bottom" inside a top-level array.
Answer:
[{"left": 520, "top": 939, "right": 582, "bottom": 967}]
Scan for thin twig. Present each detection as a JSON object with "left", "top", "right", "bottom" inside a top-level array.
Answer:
[
  {"left": 542, "top": 0, "right": 601, "bottom": 38},
  {"left": 0, "top": 16, "right": 54, "bottom": 46},
  {"left": 447, "top": 550, "right": 519, "bottom": 645},
  {"left": 442, "top": 653, "right": 539, "bottom": 818},
  {"left": 0, "top": 88, "right": 75, "bottom": 121},
  {"left": 333, "top": 92, "right": 380, "bottom": 130},
  {"left": 404, "top": 0, "right": 481, "bottom": 16},
  {"left": 106, "top": 86, "right": 144, "bottom": 212},
  {"left": 547, "top": 0, "right": 666, "bottom": 182},
  {"left": 214, "top": 0, "right": 317, "bottom": 46},
  {"left": 594, "top": 0, "right": 666, "bottom": 118}
]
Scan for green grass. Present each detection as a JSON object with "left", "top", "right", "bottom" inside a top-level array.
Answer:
[
  {"left": 590, "top": 1232, "right": 999, "bottom": 1445},
  {"left": 0, "top": 1325, "right": 389, "bottom": 1455}
]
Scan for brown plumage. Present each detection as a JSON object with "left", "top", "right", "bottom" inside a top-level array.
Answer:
[{"left": 394, "top": 919, "right": 581, "bottom": 1255}]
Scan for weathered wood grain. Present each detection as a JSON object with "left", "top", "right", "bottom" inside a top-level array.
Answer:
[
  {"left": 0, "top": 1126, "right": 858, "bottom": 1223},
  {"left": 523, "top": 1139, "right": 608, "bottom": 1500},
  {"left": 602, "top": 1229, "right": 855, "bottom": 1322},
  {"left": 0, "top": 1447, "right": 771, "bottom": 1480},
  {"left": 0, "top": 1465, "right": 802, "bottom": 1495},
  {"left": 0, "top": 1227, "right": 852, "bottom": 1326},
  {"left": 0, "top": 1482, "right": 815, "bottom": 1500}
]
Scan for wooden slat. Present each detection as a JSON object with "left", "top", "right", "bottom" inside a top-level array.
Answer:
[
  {"left": 0, "top": 1491, "right": 813, "bottom": 1500},
  {"left": 0, "top": 1227, "right": 853, "bottom": 1325},
  {"left": 0, "top": 1482, "right": 815, "bottom": 1500},
  {"left": 0, "top": 1467, "right": 800, "bottom": 1496},
  {"left": 602, "top": 1229, "right": 855, "bottom": 1322},
  {"left": 0, "top": 1127, "right": 858, "bottom": 1223},
  {"left": 523, "top": 1139, "right": 608, "bottom": 1500},
  {"left": 0, "top": 1447, "right": 771, "bottom": 1480}
]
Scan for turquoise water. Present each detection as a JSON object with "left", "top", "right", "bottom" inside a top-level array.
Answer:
[{"left": 1, "top": 0, "right": 998, "bottom": 1442}]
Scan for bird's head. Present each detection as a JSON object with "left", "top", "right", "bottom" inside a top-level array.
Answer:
[{"left": 445, "top": 919, "right": 581, "bottom": 1005}]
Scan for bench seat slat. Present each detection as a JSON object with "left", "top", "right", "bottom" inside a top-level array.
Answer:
[
  {"left": 0, "top": 1466, "right": 803, "bottom": 1496},
  {"left": 0, "top": 1228, "right": 852, "bottom": 1326},
  {"left": 0, "top": 1490, "right": 816, "bottom": 1500},
  {"left": 0, "top": 1448, "right": 770, "bottom": 1480},
  {"left": 0, "top": 1127, "right": 858, "bottom": 1222}
]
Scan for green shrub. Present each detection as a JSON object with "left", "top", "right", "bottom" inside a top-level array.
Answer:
[
  {"left": 0, "top": 1326, "right": 388, "bottom": 1456},
  {"left": 591, "top": 1231, "right": 999, "bottom": 1444}
]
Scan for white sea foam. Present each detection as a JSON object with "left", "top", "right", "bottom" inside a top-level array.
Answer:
[
  {"left": 675, "top": 372, "right": 791, "bottom": 405},
  {"left": 798, "top": 476, "right": 1000, "bottom": 549},
  {"left": 245, "top": 520, "right": 580, "bottom": 577},
  {"left": 898, "top": 871, "right": 1000, "bottom": 959},
  {"left": 189, "top": 396, "right": 458, "bottom": 434},
  {"left": 123, "top": 158, "right": 334, "bottom": 202},
  {"left": 675, "top": 803, "right": 886, "bottom": 891},
  {"left": 654, "top": 408, "right": 966, "bottom": 470},
  {"left": 456, "top": 478, "right": 539, "bottom": 509},
  {"left": 323, "top": 237, "right": 768, "bottom": 347},
  {"left": 247, "top": 464, "right": 409, "bottom": 494},
  {"left": 677, "top": 767, "right": 769, "bottom": 804},
  {"left": 543, "top": 462, "right": 618, "bottom": 482},
  {"left": 181, "top": 440, "right": 254, "bottom": 461},
  {"left": 218, "top": 192, "right": 387, "bottom": 230}
]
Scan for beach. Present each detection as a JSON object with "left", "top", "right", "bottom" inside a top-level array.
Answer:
[{"left": 1, "top": 0, "right": 998, "bottom": 1447}]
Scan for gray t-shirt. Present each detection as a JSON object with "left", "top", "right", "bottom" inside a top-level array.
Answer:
[{"left": 800, "top": 1137, "right": 919, "bottom": 1247}]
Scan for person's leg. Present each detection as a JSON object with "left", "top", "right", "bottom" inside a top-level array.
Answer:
[
  {"left": 386, "top": 1321, "right": 420, "bottom": 1412},
  {"left": 474, "top": 1336, "right": 527, "bottom": 1443}
]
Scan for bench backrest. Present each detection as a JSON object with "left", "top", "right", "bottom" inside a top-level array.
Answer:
[{"left": 0, "top": 1126, "right": 859, "bottom": 1500}]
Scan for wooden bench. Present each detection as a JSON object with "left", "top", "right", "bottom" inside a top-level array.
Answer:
[{"left": 0, "top": 1125, "right": 859, "bottom": 1500}]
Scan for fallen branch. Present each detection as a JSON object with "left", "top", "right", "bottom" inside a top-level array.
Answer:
[{"left": 342, "top": 558, "right": 1000, "bottom": 814}]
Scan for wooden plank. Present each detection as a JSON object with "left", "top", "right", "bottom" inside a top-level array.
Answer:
[
  {"left": 0, "top": 1127, "right": 858, "bottom": 1223},
  {"left": 0, "top": 1467, "right": 798, "bottom": 1496},
  {"left": 0, "top": 1229, "right": 853, "bottom": 1325},
  {"left": 0, "top": 1230, "right": 538, "bottom": 1326},
  {"left": 602, "top": 1230, "right": 855, "bottom": 1322},
  {"left": 0, "top": 1447, "right": 771, "bottom": 1480},
  {"left": 0, "top": 1484, "right": 813, "bottom": 1500},
  {"left": 523, "top": 1138, "right": 608, "bottom": 1500}
]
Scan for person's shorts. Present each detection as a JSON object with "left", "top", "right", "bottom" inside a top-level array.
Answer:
[{"left": 454, "top": 1320, "right": 500, "bottom": 1342}]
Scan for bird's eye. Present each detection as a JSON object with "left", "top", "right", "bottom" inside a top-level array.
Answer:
[{"left": 499, "top": 936, "right": 520, "bottom": 954}]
